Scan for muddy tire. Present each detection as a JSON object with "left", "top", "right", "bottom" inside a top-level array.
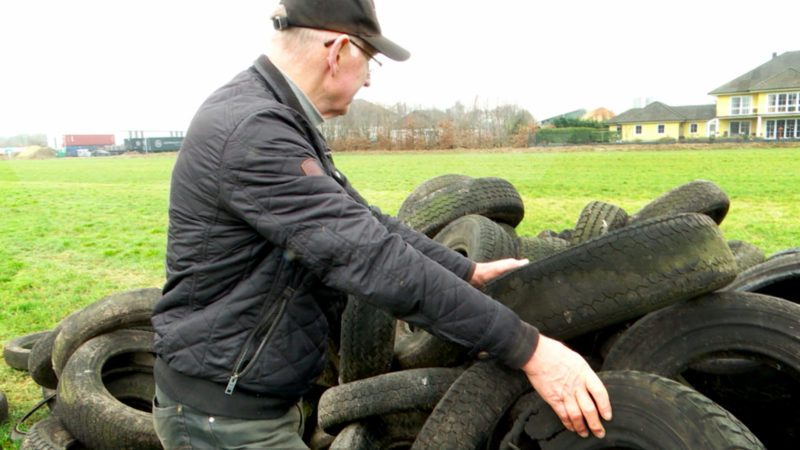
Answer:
[
  {"left": 412, "top": 361, "right": 530, "bottom": 449},
  {"left": 516, "top": 235, "right": 570, "bottom": 261},
  {"left": 482, "top": 213, "right": 737, "bottom": 341},
  {"left": 501, "top": 370, "right": 764, "bottom": 449},
  {"left": 727, "top": 239, "right": 765, "bottom": 273},
  {"left": 57, "top": 329, "right": 159, "bottom": 450},
  {"left": 397, "top": 174, "right": 472, "bottom": 222},
  {"left": 601, "top": 291, "right": 800, "bottom": 449},
  {"left": 317, "top": 367, "right": 462, "bottom": 435},
  {"left": 51, "top": 288, "right": 161, "bottom": 377},
  {"left": 571, "top": 200, "right": 628, "bottom": 244},
  {"left": 628, "top": 179, "right": 730, "bottom": 225},
  {"left": 19, "top": 415, "right": 86, "bottom": 450},
  {"left": 28, "top": 325, "right": 63, "bottom": 390},
  {"left": 398, "top": 177, "right": 525, "bottom": 237},
  {"left": 4, "top": 330, "right": 52, "bottom": 371},
  {"left": 338, "top": 295, "right": 395, "bottom": 383},
  {"left": 0, "top": 389, "right": 7, "bottom": 424},
  {"left": 723, "top": 248, "right": 800, "bottom": 303}
]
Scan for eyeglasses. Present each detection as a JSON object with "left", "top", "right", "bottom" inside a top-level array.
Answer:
[{"left": 324, "top": 36, "right": 383, "bottom": 73}]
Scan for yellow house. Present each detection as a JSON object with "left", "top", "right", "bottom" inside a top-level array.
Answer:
[
  {"left": 709, "top": 50, "right": 800, "bottom": 139},
  {"left": 606, "top": 102, "right": 716, "bottom": 141}
]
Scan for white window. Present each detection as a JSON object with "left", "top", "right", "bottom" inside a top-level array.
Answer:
[
  {"left": 657, "top": 124, "right": 665, "bottom": 134},
  {"left": 729, "top": 121, "right": 751, "bottom": 136},
  {"left": 730, "top": 96, "right": 752, "bottom": 115},
  {"left": 634, "top": 125, "right": 643, "bottom": 135},
  {"left": 690, "top": 123, "right": 698, "bottom": 134},
  {"left": 765, "top": 119, "right": 800, "bottom": 139},
  {"left": 767, "top": 92, "right": 800, "bottom": 113}
]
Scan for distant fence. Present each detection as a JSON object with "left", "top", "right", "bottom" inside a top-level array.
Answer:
[{"left": 533, "top": 127, "right": 618, "bottom": 145}]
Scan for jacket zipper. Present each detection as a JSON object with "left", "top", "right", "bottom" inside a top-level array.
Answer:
[{"left": 225, "top": 285, "right": 294, "bottom": 395}]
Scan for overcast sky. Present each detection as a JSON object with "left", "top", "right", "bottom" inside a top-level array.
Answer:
[{"left": 2, "top": 0, "right": 799, "bottom": 141}]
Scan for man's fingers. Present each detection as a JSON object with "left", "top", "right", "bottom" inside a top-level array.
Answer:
[
  {"left": 586, "top": 371, "right": 613, "bottom": 421},
  {"left": 564, "top": 396, "right": 588, "bottom": 438},
  {"left": 576, "top": 389, "right": 605, "bottom": 438}
]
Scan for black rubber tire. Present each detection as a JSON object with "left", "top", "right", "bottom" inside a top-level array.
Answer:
[
  {"left": 57, "top": 329, "right": 160, "bottom": 450},
  {"left": 601, "top": 291, "right": 800, "bottom": 449},
  {"left": 392, "top": 214, "right": 518, "bottom": 370},
  {"left": 570, "top": 200, "right": 628, "bottom": 244},
  {"left": 317, "top": 367, "right": 462, "bottom": 435},
  {"left": 329, "top": 411, "right": 426, "bottom": 450},
  {"left": 723, "top": 248, "right": 800, "bottom": 302},
  {"left": 628, "top": 179, "right": 730, "bottom": 225},
  {"left": 727, "top": 239, "right": 765, "bottom": 273},
  {"left": 500, "top": 370, "right": 764, "bottom": 450},
  {"left": 398, "top": 177, "right": 525, "bottom": 237},
  {"left": 516, "top": 235, "right": 570, "bottom": 261},
  {"left": 28, "top": 324, "right": 62, "bottom": 389},
  {"left": 411, "top": 361, "right": 530, "bottom": 450},
  {"left": 0, "top": 389, "right": 7, "bottom": 424},
  {"left": 397, "top": 174, "right": 472, "bottom": 222},
  {"left": 433, "top": 214, "right": 518, "bottom": 262},
  {"left": 19, "top": 415, "right": 86, "bottom": 450},
  {"left": 338, "top": 295, "right": 396, "bottom": 383},
  {"left": 4, "top": 330, "right": 53, "bottom": 371},
  {"left": 482, "top": 213, "right": 737, "bottom": 341},
  {"left": 52, "top": 287, "right": 161, "bottom": 377}
]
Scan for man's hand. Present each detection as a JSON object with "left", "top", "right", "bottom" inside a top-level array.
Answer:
[
  {"left": 522, "top": 335, "right": 612, "bottom": 439},
  {"left": 469, "top": 258, "right": 529, "bottom": 288}
]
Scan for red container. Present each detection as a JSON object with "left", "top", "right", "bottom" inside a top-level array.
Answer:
[{"left": 63, "top": 134, "right": 115, "bottom": 146}]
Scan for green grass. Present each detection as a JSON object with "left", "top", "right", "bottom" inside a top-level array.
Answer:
[{"left": 1, "top": 147, "right": 799, "bottom": 446}]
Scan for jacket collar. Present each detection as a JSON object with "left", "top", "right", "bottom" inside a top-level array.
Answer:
[{"left": 253, "top": 55, "right": 321, "bottom": 126}]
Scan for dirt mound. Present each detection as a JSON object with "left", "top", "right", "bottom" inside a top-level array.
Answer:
[{"left": 13, "top": 146, "right": 57, "bottom": 160}]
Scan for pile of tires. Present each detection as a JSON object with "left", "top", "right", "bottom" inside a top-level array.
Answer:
[
  {"left": 3, "top": 176, "right": 798, "bottom": 449},
  {"left": 325, "top": 175, "right": 797, "bottom": 449},
  {"left": 3, "top": 288, "right": 162, "bottom": 449}
]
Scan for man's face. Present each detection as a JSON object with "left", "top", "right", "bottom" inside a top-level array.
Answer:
[{"left": 322, "top": 36, "right": 375, "bottom": 118}]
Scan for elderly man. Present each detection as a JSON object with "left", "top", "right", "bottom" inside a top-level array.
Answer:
[{"left": 150, "top": 0, "right": 611, "bottom": 447}]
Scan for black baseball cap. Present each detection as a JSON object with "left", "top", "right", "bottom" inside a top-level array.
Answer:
[{"left": 274, "top": 0, "right": 410, "bottom": 61}]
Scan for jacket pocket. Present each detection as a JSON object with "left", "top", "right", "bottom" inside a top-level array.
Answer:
[{"left": 224, "top": 285, "right": 294, "bottom": 395}]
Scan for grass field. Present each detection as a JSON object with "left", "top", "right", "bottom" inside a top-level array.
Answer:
[{"left": 1, "top": 146, "right": 799, "bottom": 446}]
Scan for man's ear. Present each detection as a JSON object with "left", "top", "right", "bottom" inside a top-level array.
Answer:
[{"left": 326, "top": 35, "right": 349, "bottom": 76}]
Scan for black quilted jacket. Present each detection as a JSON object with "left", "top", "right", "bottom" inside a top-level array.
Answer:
[{"left": 151, "top": 56, "right": 538, "bottom": 419}]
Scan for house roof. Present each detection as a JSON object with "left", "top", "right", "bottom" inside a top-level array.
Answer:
[
  {"left": 709, "top": 51, "right": 800, "bottom": 95},
  {"left": 607, "top": 102, "right": 716, "bottom": 124}
]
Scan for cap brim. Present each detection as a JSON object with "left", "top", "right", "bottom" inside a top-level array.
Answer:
[{"left": 362, "top": 35, "right": 410, "bottom": 62}]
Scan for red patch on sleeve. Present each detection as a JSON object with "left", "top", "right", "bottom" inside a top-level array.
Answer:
[{"left": 301, "top": 158, "right": 324, "bottom": 176}]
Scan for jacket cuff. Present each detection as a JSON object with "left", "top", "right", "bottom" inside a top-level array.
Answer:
[{"left": 499, "top": 322, "right": 540, "bottom": 369}]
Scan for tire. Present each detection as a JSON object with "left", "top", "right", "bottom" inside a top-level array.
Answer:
[
  {"left": 570, "top": 200, "right": 628, "bottom": 244},
  {"left": 397, "top": 174, "right": 472, "bottom": 222},
  {"left": 317, "top": 367, "right": 462, "bottom": 435},
  {"left": 392, "top": 215, "right": 517, "bottom": 370},
  {"left": 482, "top": 213, "right": 737, "bottom": 341},
  {"left": 433, "top": 214, "right": 518, "bottom": 262},
  {"left": 57, "top": 329, "right": 160, "bottom": 450},
  {"left": 727, "top": 239, "right": 765, "bottom": 273},
  {"left": 500, "top": 370, "right": 764, "bottom": 450},
  {"left": 516, "top": 235, "right": 569, "bottom": 261},
  {"left": 329, "top": 412, "right": 426, "bottom": 450},
  {"left": 28, "top": 324, "right": 62, "bottom": 389},
  {"left": 398, "top": 177, "right": 525, "bottom": 237},
  {"left": 723, "top": 248, "right": 800, "bottom": 303},
  {"left": 338, "top": 295, "right": 395, "bottom": 383},
  {"left": 51, "top": 287, "right": 161, "bottom": 377},
  {"left": 412, "top": 361, "right": 530, "bottom": 450},
  {"left": 0, "top": 389, "right": 7, "bottom": 424},
  {"left": 19, "top": 416, "right": 86, "bottom": 450},
  {"left": 628, "top": 179, "right": 730, "bottom": 225},
  {"left": 601, "top": 291, "right": 800, "bottom": 449},
  {"left": 393, "top": 320, "right": 468, "bottom": 370},
  {"left": 4, "top": 330, "right": 52, "bottom": 371}
]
